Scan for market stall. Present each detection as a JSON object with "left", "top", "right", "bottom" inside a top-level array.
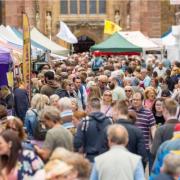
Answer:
[{"left": 90, "top": 32, "right": 143, "bottom": 55}]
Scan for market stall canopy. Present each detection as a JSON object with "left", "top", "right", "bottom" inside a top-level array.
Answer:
[
  {"left": 90, "top": 32, "right": 142, "bottom": 54},
  {"left": 119, "top": 31, "right": 162, "bottom": 51},
  {"left": 161, "top": 28, "right": 176, "bottom": 46},
  {"left": 0, "top": 46, "right": 12, "bottom": 64},
  {"left": 0, "top": 25, "right": 22, "bottom": 46},
  {"left": 7, "top": 26, "right": 48, "bottom": 51},
  {"left": 31, "top": 28, "right": 69, "bottom": 56}
]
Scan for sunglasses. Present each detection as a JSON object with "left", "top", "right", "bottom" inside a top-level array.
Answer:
[
  {"left": 104, "top": 94, "right": 112, "bottom": 96},
  {"left": 125, "top": 90, "right": 132, "bottom": 92}
]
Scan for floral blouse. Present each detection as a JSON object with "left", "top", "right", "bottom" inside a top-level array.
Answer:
[{"left": 17, "top": 149, "right": 44, "bottom": 179}]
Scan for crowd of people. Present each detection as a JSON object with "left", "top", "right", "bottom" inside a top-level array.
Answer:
[{"left": 0, "top": 52, "right": 180, "bottom": 180}]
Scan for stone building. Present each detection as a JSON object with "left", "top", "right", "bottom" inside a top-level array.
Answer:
[{"left": 0, "top": 0, "right": 180, "bottom": 52}]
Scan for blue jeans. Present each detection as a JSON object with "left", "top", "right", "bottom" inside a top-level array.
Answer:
[{"left": 147, "top": 149, "right": 153, "bottom": 173}]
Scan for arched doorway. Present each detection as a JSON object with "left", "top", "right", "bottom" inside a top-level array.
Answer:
[{"left": 73, "top": 36, "right": 95, "bottom": 53}]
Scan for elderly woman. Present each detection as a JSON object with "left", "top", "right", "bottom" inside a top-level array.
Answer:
[
  {"left": 144, "top": 87, "right": 157, "bottom": 110},
  {"left": 24, "top": 94, "right": 49, "bottom": 140}
]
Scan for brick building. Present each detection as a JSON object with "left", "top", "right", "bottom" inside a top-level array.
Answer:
[{"left": 0, "top": 0, "right": 179, "bottom": 51}]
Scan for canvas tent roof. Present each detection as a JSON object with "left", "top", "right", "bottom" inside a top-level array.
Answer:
[
  {"left": 31, "top": 28, "right": 69, "bottom": 55},
  {"left": 118, "top": 31, "right": 162, "bottom": 51},
  {"left": 8, "top": 26, "right": 47, "bottom": 51},
  {"left": 90, "top": 32, "right": 142, "bottom": 53},
  {"left": 0, "top": 25, "right": 22, "bottom": 46},
  {"left": 161, "top": 28, "right": 176, "bottom": 46},
  {"left": 0, "top": 46, "right": 12, "bottom": 64}
]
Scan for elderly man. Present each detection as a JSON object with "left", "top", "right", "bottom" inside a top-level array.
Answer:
[
  {"left": 35, "top": 106, "right": 73, "bottom": 161},
  {"left": 98, "top": 75, "right": 108, "bottom": 95},
  {"left": 90, "top": 124, "right": 144, "bottom": 180}
]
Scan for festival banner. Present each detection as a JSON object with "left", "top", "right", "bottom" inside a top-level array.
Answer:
[{"left": 22, "top": 13, "right": 31, "bottom": 98}]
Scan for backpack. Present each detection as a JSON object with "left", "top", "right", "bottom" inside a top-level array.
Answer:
[
  {"left": 79, "top": 85, "right": 86, "bottom": 110},
  {"left": 92, "top": 58, "right": 102, "bottom": 71},
  {"left": 31, "top": 109, "right": 47, "bottom": 141}
]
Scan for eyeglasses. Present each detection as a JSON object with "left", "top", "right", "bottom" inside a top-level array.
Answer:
[
  {"left": 132, "top": 99, "right": 141, "bottom": 101},
  {"left": 104, "top": 94, "right": 112, "bottom": 96},
  {"left": 125, "top": 90, "right": 132, "bottom": 92}
]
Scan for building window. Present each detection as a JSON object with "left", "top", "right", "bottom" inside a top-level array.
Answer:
[
  {"left": 60, "top": 0, "right": 106, "bottom": 15},
  {"left": 80, "top": 0, "right": 87, "bottom": 14},
  {"left": 60, "top": 0, "right": 68, "bottom": 14},
  {"left": 90, "top": 0, "right": 97, "bottom": 14},
  {"left": 99, "top": 0, "right": 106, "bottom": 14},
  {"left": 70, "top": 0, "right": 77, "bottom": 14}
]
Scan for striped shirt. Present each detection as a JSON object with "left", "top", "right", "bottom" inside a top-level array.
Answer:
[{"left": 130, "top": 107, "right": 156, "bottom": 150}]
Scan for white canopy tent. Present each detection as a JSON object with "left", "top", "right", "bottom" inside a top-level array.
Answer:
[
  {"left": 31, "top": 27, "right": 69, "bottom": 56},
  {"left": 118, "top": 31, "right": 162, "bottom": 51},
  {"left": 0, "top": 25, "right": 22, "bottom": 46}
]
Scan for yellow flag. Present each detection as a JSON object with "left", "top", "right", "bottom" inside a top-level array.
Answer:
[
  {"left": 23, "top": 13, "right": 31, "bottom": 98},
  {"left": 104, "top": 20, "right": 122, "bottom": 35},
  {"left": 6, "top": 71, "right": 14, "bottom": 87}
]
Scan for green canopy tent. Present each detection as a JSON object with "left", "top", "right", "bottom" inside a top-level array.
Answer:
[{"left": 90, "top": 32, "right": 143, "bottom": 55}]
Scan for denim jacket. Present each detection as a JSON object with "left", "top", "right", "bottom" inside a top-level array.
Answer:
[{"left": 24, "top": 109, "right": 38, "bottom": 139}]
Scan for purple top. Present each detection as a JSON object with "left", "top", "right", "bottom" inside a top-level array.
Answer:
[{"left": 131, "top": 107, "right": 156, "bottom": 150}]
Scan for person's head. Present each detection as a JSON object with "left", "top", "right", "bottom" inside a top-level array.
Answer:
[
  {"left": 108, "top": 76, "right": 118, "bottom": 90},
  {"left": 45, "top": 160, "right": 76, "bottom": 180},
  {"left": 98, "top": 75, "right": 108, "bottom": 89},
  {"left": 73, "top": 76, "right": 82, "bottom": 90},
  {"left": 0, "top": 130, "right": 22, "bottom": 173},
  {"left": 0, "top": 86, "right": 10, "bottom": 99},
  {"left": 124, "top": 86, "right": 134, "bottom": 99},
  {"left": 49, "top": 94, "right": 60, "bottom": 107},
  {"left": 88, "top": 85, "right": 102, "bottom": 101},
  {"left": 152, "top": 98, "right": 164, "bottom": 115},
  {"left": 161, "top": 89, "right": 171, "bottom": 99},
  {"left": 112, "top": 100, "right": 128, "bottom": 121},
  {"left": 86, "top": 97, "right": 101, "bottom": 114},
  {"left": 61, "top": 79, "right": 72, "bottom": 91},
  {"left": 158, "top": 62, "right": 163, "bottom": 69},
  {"left": 151, "top": 78, "right": 159, "bottom": 88},
  {"left": 31, "top": 94, "right": 49, "bottom": 111},
  {"left": 132, "top": 92, "right": 144, "bottom": 110},
  {"left": 44, "top": 71, "right": 55, "bottom": 83},
  {"left": 102, "top": 90, "right": 112, "bottom": 104},
  {"left": 144, "top": 87, "right": 156, "bottom": 100},
  {"left": 0, "top": 105, "right": 7, "bottom": 120},
  {"left": 50, "top": 148, "right": 91, "bottom": 180},
  {"left": 71, "top": 98, "right": 78, "bottom": 112},
  {"left": 58, "top": 97, "right": 72, "bottom": 113},
  {"left": 41, "top": 106, "right": 61, "bottom": 128},
  {"left": 161, "top": 152, "right": 180, "bottom": 179},
  {"left": 107, "top": 124, "right": 129, "bottom": 147},
  {"left": 140, "top": 68, "right": 147, "bottom": 79},
  {"left": 5, "top": 116, "right": 26, "bottom": 140},
  {"left": 162, "top": 98, "right": 178, "bottom": 121},
  {"left": 72, "top": 111, "right": 86, "bottom": 127}
]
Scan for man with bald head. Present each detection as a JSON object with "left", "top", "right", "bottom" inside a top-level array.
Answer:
[{"left": 90, "top": 124, "right": 144, "bottom": 180}]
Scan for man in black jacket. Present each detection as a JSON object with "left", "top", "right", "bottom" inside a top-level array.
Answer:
[
  {"left": 74, "top": 97, "right": 112, "bottom": 162},
  {"left": 112, "top": 100, "right": 147, "bottom": 167}
]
